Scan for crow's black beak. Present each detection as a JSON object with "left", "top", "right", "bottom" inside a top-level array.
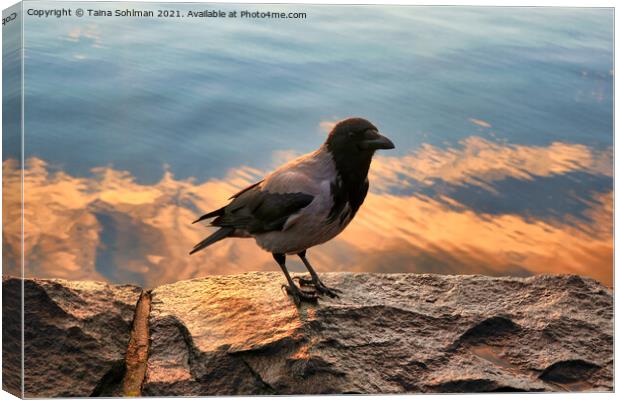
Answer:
[{"left": 359, "top": 133, "right": 395, "bottom": 150}]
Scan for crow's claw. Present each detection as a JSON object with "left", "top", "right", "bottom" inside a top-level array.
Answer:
[
  {"left": 293, "top": 276, "right": 341, "bottom": 298},
  {"left": 314, "top": 281, "right": 341, "bottom": 298},
  {"left": 282, "top": 284, "right": 318, "bottom": 305}
]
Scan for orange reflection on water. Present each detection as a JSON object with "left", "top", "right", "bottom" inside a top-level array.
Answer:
[
  {"left": 370, "top": 137, "right": 612, "bottom": 193},
  {"left": 339, "top": 190, "right": 612, "bottom": 286},
  {"left": 1, "top": 136, "right": 613, "bottom": 287}
]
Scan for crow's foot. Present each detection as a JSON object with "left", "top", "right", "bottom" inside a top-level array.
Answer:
[
  {"left": 293, "top": 276, "right": 341, "bottom": 298},
  {"left": 294, "top": 276, "right": 314, "bottom": 287},
  {"left": 282, "top": 284, "right": 318, "bottom": 305}
]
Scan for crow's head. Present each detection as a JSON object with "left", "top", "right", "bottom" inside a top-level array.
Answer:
[
  {"left": 324, "top": 117, "right": 395, "bottom": 181},
  {"left": 325, "top": 118, "right": 394, "bottom": 156}
]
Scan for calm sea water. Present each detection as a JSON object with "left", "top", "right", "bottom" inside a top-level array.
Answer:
[
  {"left": 3, "top": 3, "right": 614, "bottom": 286},
  {"left": 19, "top": 4, "right": 612, "bottom": 180}
]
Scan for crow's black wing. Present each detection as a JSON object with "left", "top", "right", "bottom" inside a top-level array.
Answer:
[
  {"left": 192, "top": 180, "right": 265, "bottom": 224},
  {"left": 228, "top": 180, "right": 264, "bottom": 199},
  {"left": 212, "top": 185, "right": 314, "bottom": 234}
]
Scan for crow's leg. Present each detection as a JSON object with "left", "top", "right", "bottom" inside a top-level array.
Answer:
[
  {"left": 296, "top": 250, "right": 341, "bottom": 298},
  {"left": 273, "top": 253, "right": 317, "bottom": 305}
]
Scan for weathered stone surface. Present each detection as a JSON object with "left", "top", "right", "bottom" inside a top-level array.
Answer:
[
  {"left": 4, "top": 273, "right": 613, "bottom": 396},
  {"left": 2, "top": 277, "right": 23, "bottom": 397},
  {"left": 3, "top": 277, "right": 143, "bottom": 397},
  {"left": 143, "top": 272, "right": 613, "bottom": 394}
]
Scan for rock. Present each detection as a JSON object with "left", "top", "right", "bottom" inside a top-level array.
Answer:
[
  {"left": 2, "top": 277, "right": 142, "bottom": 397},
  {"left": 3, "top": 273, "right": 613, "bottom": 396},
  {"left": 143, "top": 272, "right": 613, "bottom": 394},
  {"left": 2, "top": 278, "right": 22, "bottom": 397}
]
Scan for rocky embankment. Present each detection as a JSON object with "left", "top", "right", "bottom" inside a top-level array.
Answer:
[{"left": 2, "top": 273, "right": 613, "bottom": 396}]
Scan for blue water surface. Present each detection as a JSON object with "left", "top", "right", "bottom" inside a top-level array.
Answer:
[{"left": 5, "top": 3, "right": 609, "bottom": 225}]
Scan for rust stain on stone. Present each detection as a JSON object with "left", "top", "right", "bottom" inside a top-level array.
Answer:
[{"left": 122, "top": 290, "right": 152, "bottom": 396}]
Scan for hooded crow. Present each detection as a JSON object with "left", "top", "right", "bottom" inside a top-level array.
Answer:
[{"left": 190, "top": 117, "right": 395, "bottom": 304}]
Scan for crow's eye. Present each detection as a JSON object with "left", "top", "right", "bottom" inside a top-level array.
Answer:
[
  {"left": 364, "top": 129, "right": 379, "bottom": 139},
  {"left": 348, "top": 131, "right": 366, "bottom": 139}
]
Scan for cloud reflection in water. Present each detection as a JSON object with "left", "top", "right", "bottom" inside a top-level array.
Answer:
[{"left": 2, "top": 136, "right": 612, "bottom": 287}]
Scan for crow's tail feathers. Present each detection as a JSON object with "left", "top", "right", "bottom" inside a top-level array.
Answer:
[
  {"left": 192, "top": 206, "right": 225, "bottom": 224},
  {"left": 189, "top": 227, "right": 234, "bottom": 255}
]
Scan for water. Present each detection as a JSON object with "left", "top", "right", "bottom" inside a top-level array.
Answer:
[{"left": 4, "top": 3, "right": 613, "bottom": 287}]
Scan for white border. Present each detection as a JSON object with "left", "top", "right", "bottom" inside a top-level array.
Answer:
[{"left": 0, "top": 1, "right": 616, "bottom": 400}]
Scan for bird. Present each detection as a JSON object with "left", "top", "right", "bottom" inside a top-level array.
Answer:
[{"left": 190, "top": 117, "right": 395, "bottom": 304}]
